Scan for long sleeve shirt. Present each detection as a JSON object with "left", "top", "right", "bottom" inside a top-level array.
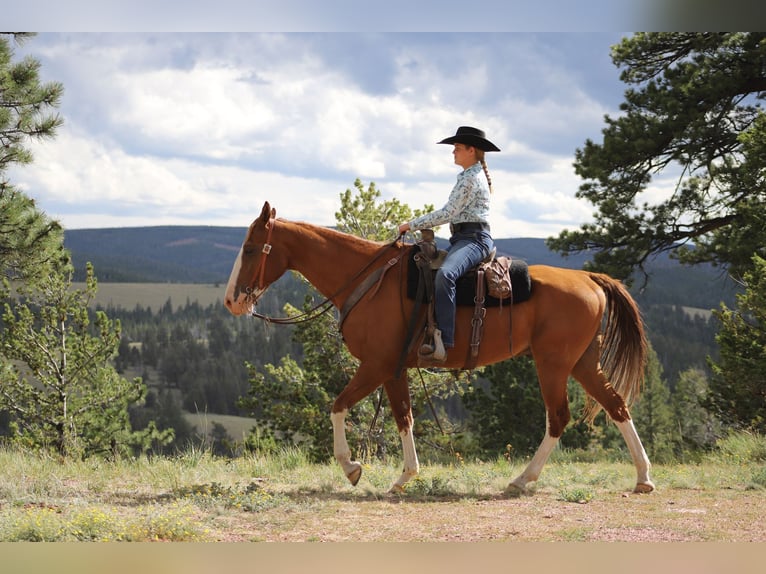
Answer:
[{"left": 408, "top": 162, "right": 490, "bottom": 232}]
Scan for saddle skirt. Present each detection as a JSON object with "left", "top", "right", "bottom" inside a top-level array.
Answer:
[{"left": 406, "top": 245, "right": 533, "bottom": 307}]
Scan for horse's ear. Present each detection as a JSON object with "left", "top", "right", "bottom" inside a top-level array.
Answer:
[
  {"left": 259, "top": 201, "right": 271, "bottom": 223},
  {"left": 270, "top": 207, "right": 276, "bottom": 219}
]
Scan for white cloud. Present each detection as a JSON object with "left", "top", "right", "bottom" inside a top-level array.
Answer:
[
  {"left": 9, "top": 32, "right": 627, "bottom": 238},
  {"left": 114, "top": 66, "right": 278, "bottom": 158},
  {"left": 14, "top": 123, "right": 346, "bottom": 229}
]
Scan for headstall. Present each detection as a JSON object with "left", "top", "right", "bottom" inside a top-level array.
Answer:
[{"left": 255, "top": 217, "right": 276, "bottom": 291}]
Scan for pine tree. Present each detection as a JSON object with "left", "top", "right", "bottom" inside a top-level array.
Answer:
[
  {"left": 548, "top": 33, "right": 766, "bottom": 282},
  {"left": 631, "top": 345, "right": 678, "bottom": 463},
  {"left": 336, "top": 178, "right": 434, "bottom": 241},
  {"left": 462, "top": 357, "right": 545, "bottom": 457},
  {"left": 709, "top": 254, "right": 766, "bottom": 432},
  {"left": 671, "top": 367, "right": 721, "bottom": 458},
  {"left": 463, "top": 359, "right": 598, "bottom": 459},
  {"left": 0, "top": 263, "right": 173, "bottom": 457},
  {"left": 1, "top": 33, "right": 67, "bottom": 283}
]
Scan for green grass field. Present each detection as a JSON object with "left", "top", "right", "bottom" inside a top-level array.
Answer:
[
  {"left": 184, "top": 412, "right": 260, "bottom": 440},
  {"left": 74, "top": 282, "right": 225, "bottom": 311}
]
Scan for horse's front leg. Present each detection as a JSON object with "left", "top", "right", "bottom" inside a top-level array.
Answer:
[
  {"left": 330, "top": 362, "right": 386, "bottom": 487},
  {"left": 384, "top": 374, "right": 419, "bottom": 492},
  {"left": 330, "top": 408, "right": 362, "bottom": 485}
]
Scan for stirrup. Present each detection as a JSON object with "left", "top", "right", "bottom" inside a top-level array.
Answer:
[{"left": 418, "top": 329, "right": 446, "bottom": 362}]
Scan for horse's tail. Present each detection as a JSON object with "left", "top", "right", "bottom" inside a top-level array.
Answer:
[{"left": 584, "top": 273, "right": 648, "bottom": 422}]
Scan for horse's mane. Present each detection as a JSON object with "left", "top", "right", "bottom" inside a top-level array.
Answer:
[{"left": 283, "top": 219, "right": 397, "bottom": 255}]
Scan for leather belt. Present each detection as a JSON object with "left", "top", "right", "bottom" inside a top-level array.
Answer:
[{"left": 450, "top": 221, "right": 490, "bottom": 234}]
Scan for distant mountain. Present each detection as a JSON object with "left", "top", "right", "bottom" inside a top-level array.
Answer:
[
  {"left": 64, "top": 226, "right": 739, "bottom": 309},
  {"left": 492, "top": 237, "right": 593, "bottom": 269},
  {"left": 65, "top": 226, "right": 247, "bottom": 283},
  {"left": 65, "top": 227, "right": 589, "bottom": 284}
]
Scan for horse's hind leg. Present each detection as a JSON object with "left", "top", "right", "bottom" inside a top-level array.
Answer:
[
  {"left": 383, "top": 374, "right": 419, "bottom": 492},
  {"left": 506, "top": 361, "right": 571, "bottom": 497},
  {"left": 571, "top": 336, "right": 654, "bottom": 493},
  {"left": 614, "top": 419, "right": 654, "bottom": 493}
]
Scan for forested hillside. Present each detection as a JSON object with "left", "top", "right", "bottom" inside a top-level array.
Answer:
[
  {"left": 65, "top": 226, "right": 247, "bottom": 283},
  {"left": 65, "top": 227, "right": 740, "bottom": 308}
]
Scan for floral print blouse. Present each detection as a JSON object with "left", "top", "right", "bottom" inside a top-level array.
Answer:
[{"left": 407, "top": 162, "right": 490, "bottom": 232}]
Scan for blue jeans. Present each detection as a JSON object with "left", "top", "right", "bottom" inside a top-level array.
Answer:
[{"left": 434, "top": 230, "right": 493, "bottom": 348}]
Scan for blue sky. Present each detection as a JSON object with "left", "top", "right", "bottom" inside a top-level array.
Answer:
[{"left": 9, "top": 31, "right": 647, "bottom": 239}]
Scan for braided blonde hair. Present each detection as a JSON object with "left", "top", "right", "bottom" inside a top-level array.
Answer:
[{"left": 475, "top": 149, "right": 493, "bottom": 194}]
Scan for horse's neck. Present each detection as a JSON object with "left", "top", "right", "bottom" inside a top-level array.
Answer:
[{"left": 281, "top": 221, "right": 385, "bottom": 305}]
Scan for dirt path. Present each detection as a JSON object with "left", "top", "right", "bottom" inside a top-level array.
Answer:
[{"left": 204, "top": 487, "right": 766, "bottom": 542}]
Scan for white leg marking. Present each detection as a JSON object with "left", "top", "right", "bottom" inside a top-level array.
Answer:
[
  {"left": 331, "top": 409, "right": 361, "bottom": 484},
  {"left": 615, "top": 418, "right": 655, "bottom": 492},
  {"left": 507, "top": 415, "right": 559, "bottom": 495},
  {"left": 390, "top": 427, "right": 420, "bottom": 492}
]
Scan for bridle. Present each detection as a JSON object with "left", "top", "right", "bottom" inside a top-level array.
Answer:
[
  {"left": 255, "top": 216, "right": 276, "bottom": 291},
  {"left": 246, "top": 216, "right": 330, "bottom": 325},
  {"left": 244, "top": 218, "right": 405, "bottom": 326}
]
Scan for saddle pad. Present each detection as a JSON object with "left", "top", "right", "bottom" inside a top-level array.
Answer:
[{"left": 406, "top": 246, "right": 532, "bottom": 307}]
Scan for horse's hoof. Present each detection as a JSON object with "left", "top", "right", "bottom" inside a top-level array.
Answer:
[
  {"left": 504, "top": 483, "right": 527, "bottom": 498},
  {"left": 633, "top": 481, "right": 655, "bottom": 494},
  {"left": 346, "top": 463, "right": 362, "bottom": 486},
  {"left": 388, "top": 484, "right": 405, "bottom": 495}
]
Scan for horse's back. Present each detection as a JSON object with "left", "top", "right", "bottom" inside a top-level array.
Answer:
[
  {"left": 524, "top": 264, "right": 608, "bottom": 337},
  {"left": 528, "top": 264, "right": 594, "bottom": 286}
]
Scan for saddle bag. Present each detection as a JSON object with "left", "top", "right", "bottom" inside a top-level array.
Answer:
[{"left": 480, "top": 256, "right": 513, "bottom": 300}]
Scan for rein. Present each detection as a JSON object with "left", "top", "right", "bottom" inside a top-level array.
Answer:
[
  {"left": 249, "top": 225, "right": 405, "bottom": 326},
  {"left": 251, "top": 299, "right": 336, "bottom": 325}
]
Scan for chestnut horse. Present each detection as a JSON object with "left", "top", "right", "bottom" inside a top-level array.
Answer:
[{"left": 224, "top": 201, "right": 655, "bottom": 495}]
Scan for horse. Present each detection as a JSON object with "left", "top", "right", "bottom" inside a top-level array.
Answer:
[{"left": 224, "top": 201, "right": 655, "bottom": 495}]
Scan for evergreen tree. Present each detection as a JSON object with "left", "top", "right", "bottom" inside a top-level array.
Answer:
[
  {"left": 548, "top": 33, "right": 766, "bottom": 282},
  {"left": 463, "top": 357, "right": 545, "bottom": 457},
  {"left": 336, "top": 178, "right": 434, "bottom": 240},
  {"left": 671, "top": 367, "right": 721, "bottom": 458},
  {"left": 0, "top": 33, "right": 67, "bottom": 284},
  {"left": 709, "top": 255, "right": 766, "bottom": 432},
  {"left": 631, "top": 346, "right": 677, "bottom": 463},
  {"left": 0, "top": 262, "right": 173, "bottom": 457},
  {"left": 463, "top": 358, "right": 596, "bottom": 459},
  {"left": 239, "top": 298, "right": 359, "bottom": 461}
]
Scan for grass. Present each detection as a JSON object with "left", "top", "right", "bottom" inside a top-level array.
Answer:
[
  {"left": 1, "top": 438, "right": 766, "bottom": 542},
  {"left": 183, "top": 411, "right": 260, "bottom": 441},
  {"left": 73, "top": 282, "right": 224, "bottom": 311}
]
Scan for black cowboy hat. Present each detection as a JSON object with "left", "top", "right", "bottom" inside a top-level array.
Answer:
[{"left": 438, "top": 126, "right": 500, "bottom": 152}]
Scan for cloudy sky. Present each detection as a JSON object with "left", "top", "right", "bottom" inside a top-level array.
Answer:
[{"left": 9, "top": 31, "right": 637, "bottom": 239}]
